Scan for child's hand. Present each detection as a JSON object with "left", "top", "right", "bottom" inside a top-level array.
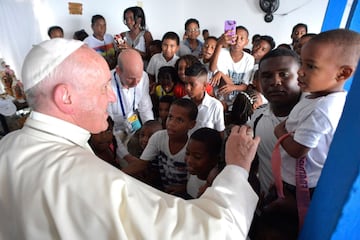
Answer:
[
  {"left": 274, "top": 120, "right": 287, "bottom": 138},
  {"left": 218, "top": 33, "right": 234, "bottom": 47},
  {"left": 210, "top": 71, "right": 222, "bottom": 86},
  {"left": 118, "top": 42, "right": 131, "bottom": 50},
  {"left": 218, "top": 83, "right": 235, "bottom": 95},
  {"left": 114, "top": 35, "right": 131, "bottom": 50},
  {"left": 124, "top": 154, "right": 139, "bottom": 164},
  {"left": 226, "top": 125, "right": 260, "bottom": 172}
]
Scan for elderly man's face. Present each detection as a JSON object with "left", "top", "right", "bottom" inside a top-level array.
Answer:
[
  {"left": 72, "top": 47, "right": 116, "bottom": 134},
  {"left": 116, "top": 54, "right": 143, "bottom": 88},
  {"left": 118, "top": 67, "right": 142, "bottom": 88}
]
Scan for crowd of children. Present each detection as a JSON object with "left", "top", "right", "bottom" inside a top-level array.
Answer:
[{"left": 46, "top": 11, "right": 360, "bottom": 239}]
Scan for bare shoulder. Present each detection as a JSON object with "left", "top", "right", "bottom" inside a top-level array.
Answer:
[{"left": 144, "top": 31, "right": 153, "bottom": 40}]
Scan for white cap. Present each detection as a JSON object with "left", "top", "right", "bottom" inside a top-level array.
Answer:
[{"left": 21, "top": 38, "right": 84, "bottom": 91}]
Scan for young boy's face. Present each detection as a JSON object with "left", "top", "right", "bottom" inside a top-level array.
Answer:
[
  {"left": 294, "top": 36, "right": 313, "bottom": 55},
  {"left": 202, "top": 38, "right": 217, "bottom": 60},
  {"left": 160, "top": 77, "right": 175, "bottom": 93},
  {"left": 185, "top": 139, "right": 214, "bottom": 178},
  {"left": 166, "top": 105, "right": 195, "bottom": 139},
  {"left": 259, "top": 56, "right": 301, "bottom": 105},
  {"left": 203, "top": 31, "right": 209, "bottom": 40},
  {"left": 185, "top": 22, "right": 200, "bottom": 40},
  {"left": 252, "top": 40, "right": 271, "bottom": 62},
  {"left": 139, "top": 126, "right": 161, "bottom": 150},
  {"left": 231, "top": 29, "right": 249, "bottom": 51},
  {"left": 90, "top": 128, "right": 113, "bottom": 151},
  {"left": 49, "top": 29, "right": 63, "bottom": 39},
  {"left": 298, "top": 42, "right": 343, "bottom": 93},
  {"left": 159, "top": 102, "right": 171, "bottom": 123},
  {"left": 92, "top": 18, "right": 106, "bottom": 38},
  {"left": 149, "top": 45, "right": 161, "bottom": 57},
  {"left": 162, "top": 39, "right": 179, "bottom": 61},
  {"left": 291, "top": 26, "right": 307, "bottom": 43},
  {"left": 184, "top": 75, "right": 206, "bottom": 100},
  {"left": 177, "top": 59, "right": 187, "bottom": 82}
]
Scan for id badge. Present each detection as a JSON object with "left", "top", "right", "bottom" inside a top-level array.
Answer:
[
  {"left": 127, "top": 112, "right": 141, "bottom": 133},
  {"left": 113, "top": 114, "right": 128, "bottom": 133}
]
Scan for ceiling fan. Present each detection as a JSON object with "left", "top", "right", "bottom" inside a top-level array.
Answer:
[{"left": 259, "top": 0, "right": 280, "bottom": 23}]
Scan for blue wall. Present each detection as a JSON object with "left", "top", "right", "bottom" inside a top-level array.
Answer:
[{"left": 300, "top": 1, "right": 360, "bottom": 238}]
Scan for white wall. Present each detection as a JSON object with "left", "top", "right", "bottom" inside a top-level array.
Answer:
[
  {"left": 1, "top": 0, "right": 329, "bottom": 76},
  {"left": 46, "top": 0, "right": 328, "bottom": 47}
]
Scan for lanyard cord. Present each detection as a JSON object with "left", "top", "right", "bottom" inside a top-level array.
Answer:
[
  {"left": 271, "top": 132, "right": 310, "bottom": 230},
  {"left": 114, "top": 72, "right": 136, "bottom": 118}
]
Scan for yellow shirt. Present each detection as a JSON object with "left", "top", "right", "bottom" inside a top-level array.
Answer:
[{"left": 155, "top": 84, "right": 175, "bottom": 98}]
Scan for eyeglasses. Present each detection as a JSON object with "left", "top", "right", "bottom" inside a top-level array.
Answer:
[{"left": 186, "top": 28, "right": 200, "bottom": 33}]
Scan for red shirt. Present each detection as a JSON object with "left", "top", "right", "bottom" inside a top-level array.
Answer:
[{"left": 174, "top": 83, "right": 214, "bottom": 98}]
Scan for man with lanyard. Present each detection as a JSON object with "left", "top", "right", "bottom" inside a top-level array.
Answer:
[{"left": 108, "top": 49, "right": 154, "bottom": 167}]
